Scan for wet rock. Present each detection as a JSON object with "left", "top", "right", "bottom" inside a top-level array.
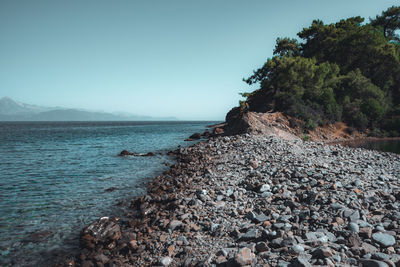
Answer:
[
  {"left": 26, "top": 230, "right": 52, "bottom": 242},
  {"left": 189, "top": 133, "right": 201, "bottom": 140},
  {"left": 119, "top": 150, "right": 155, "bottom": 156},
  {"left": 80, "top": 217, "right": 121, "bottom": 250},
  {"left": 104, "top": 187, "right": 117, "bottom": 192},
  {"left": 119, "top": 150, "right": 133, "bottom": 156},
  {"left": 142, "top": 152, "right": 155, "bottom": 157}
]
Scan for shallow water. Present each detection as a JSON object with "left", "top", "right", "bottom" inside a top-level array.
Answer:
[
  {"left": 346, "top": 139, "right": 400, "bottom": 154},
  {"left": 0, "top": 121, "right": 215, "bottom": 266}
]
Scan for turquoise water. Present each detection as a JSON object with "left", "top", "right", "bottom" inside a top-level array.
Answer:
[{"left": 0, "top": 121, "right": 215, "bottom": 266}]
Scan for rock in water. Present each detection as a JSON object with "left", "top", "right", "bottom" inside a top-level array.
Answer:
[
  {"left": 189, "top": 133, "right": 201, "bottom": 139},
  {"left": 119, "top": 150, "right": 133, "bottom": 156},
  {"left": 80, "top": 217, "right": 121, "bottom": 250}
]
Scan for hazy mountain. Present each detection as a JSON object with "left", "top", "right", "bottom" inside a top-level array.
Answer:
[
  {"left": 0, "top": 97, "right": 177, "bottom": 121},
  {"left": 0, "top": 97, "right": 54, "bottom": 115}
]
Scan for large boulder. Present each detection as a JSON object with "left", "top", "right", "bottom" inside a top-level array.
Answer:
[
  {"left": 119, "top": 150, "right": 133, "bottom": 156},
  {"left": 224, "top": 109, "right": 300, "bottom": 140},
  {"left": 80, "top": 217, "right": 121, "bottom": 250}
]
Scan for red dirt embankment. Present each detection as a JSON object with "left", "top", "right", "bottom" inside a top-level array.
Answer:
[{"left": 223, "top": 109, "right": 370, "bottom": 142}]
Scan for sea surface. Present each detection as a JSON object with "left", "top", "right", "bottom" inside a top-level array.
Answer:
[
  {"left": 346, "top": 139, "right": 400, "bottom": 154},
  {"left": 0, "top": 121, "right": 215, "bottom": 266}
]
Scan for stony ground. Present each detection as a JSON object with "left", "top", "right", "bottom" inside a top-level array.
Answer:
[{"left": 74, "top": 134, "right": 400, "bottom": 267}]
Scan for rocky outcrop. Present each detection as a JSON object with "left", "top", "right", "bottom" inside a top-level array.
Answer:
[
  {"left": 119, "top": 150, "right": 155, "bottom": 157},
  {"left": 224, "top": 109, "right": 370, "bottom": 142},
  {"left": 224, "top": 109, "right": 300, "bottom": 140}
]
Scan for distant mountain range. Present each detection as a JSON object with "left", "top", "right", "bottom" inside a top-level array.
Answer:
[{"left": 0, "top": 97, "right": 176, "bottom": 121}]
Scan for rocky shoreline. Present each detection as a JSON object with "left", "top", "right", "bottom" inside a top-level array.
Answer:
[{"left": 58, "top": 132, "right": 400, "bottom": 267}]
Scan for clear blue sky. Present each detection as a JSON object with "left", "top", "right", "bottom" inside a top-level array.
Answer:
[{"left": 0, "top": 0, "right": 398, "bottom": 120}]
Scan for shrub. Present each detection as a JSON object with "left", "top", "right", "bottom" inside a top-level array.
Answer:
[{"left": 305, "top": 118, "right": 317, "bottom": 131}]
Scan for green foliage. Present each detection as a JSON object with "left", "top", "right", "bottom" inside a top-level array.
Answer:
[
  {"left": 370, "top": 6, "right": 400, "bottom": 41},
  {"left": 302, "top": 135, "right": 310, "bottom": 141},
  {"left": 305, "top": 118, "right": 317, "bottom": 131},
  {"left": 368, "top": 128, "right": 384, "bottom": 137},
  {"left": 247, "top": 56, "right": 342, "bottom": 125},
  {"left": 241, "top": 6, "right": 400, "bottom": 133},
  {"left": 239, "top": 100, "right": 248, "bottom": 113},
  {"left": 273, "top": 37, "right": 300, "bottom": 57}
]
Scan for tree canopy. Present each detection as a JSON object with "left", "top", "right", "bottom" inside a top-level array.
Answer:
[{"left": 241, "top": 6, "right": 400, "bottom": 136}]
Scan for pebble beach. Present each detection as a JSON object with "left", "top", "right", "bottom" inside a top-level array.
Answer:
[{"left": 73, "top": 133, "right": 400, "bottom": 267}]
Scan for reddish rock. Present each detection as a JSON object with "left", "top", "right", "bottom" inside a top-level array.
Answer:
[
  {"left": 235, "top": 247, "right": 256, "bottom": 266},
  {"left": 214, "top": 127, "right": 224, "bottom": 135},
  {"left": 359, "top": 227, "right": 373, "bottom": 239}
]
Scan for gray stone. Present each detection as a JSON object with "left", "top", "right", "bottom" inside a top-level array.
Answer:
[
  {"left": 160, "top": 257, "right": 173, "bottom": 266},
  {"left": 254, "top": 213, "right": 269, "bottom": 223},
  {"left": 359, "top": 259, "right": 389, "bottom": 267},
  {"left": 291, "top": 244, "right": 305, "bottom": 254},
  {"left": 372, "top": 233, "right": 396, "bottom": 247},
  {"left": 255, "top": 242, "right": 269, "bottom": 253},
  {"left": 277, "top": 261, "right": 290, "bottom": 267},
  {"left": 291, "top": 254, "right": 312, "bottom": 267},
  {"left": 349, "top": 210, "right": 360, "bottom": 222},
  {"left": 349, "top": 222, "right": 360, "bottom": 233},
  {"left": 332, "top": 254, "right": 341, "bottom": 263},
  {"left": 259, "top": 184, "right": 271, "bottom": 192},
  {"left": 238, "top": 229, "right": 258, "bottom": 241},
  {"left": 168, "top": 220, "right": 182, "bottom": 231},
  {"left": 330, "top": 203, "right": 344, "bottom": 210},
  {"left": 372, "top": 252, "right": 390, "bottom": 261}
]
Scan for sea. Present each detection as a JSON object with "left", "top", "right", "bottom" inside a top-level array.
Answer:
[
  {"left": 347, "top": 139, "right": 400, "bottom": 154},
  {"left": 0, "top": 121, "right": 216, "bottom": 266}
]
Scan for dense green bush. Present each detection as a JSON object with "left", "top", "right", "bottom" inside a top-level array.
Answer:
[{"left": 241, "top": 6, "right": 400, "bottom": 136}]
